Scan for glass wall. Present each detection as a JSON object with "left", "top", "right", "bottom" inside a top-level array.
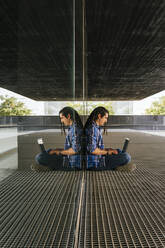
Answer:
[{"left": 0, "top": 0, "right": 165, "bottom": 177}]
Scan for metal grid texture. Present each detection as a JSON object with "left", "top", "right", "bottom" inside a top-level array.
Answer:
[
  {"left": 79, "top": 169, "right": 165, "bottom": 248},
  {"left": 0, "top": 171, "right": 82, "bottom": 248},
  {"left": 0, "top": 168, "right": 165, "bottom": 248}
]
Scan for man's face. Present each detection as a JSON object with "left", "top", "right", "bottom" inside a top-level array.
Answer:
[
  {"left": 59, "top": 113, "right": 71, "bottom": 126},
  {"left": 97, "top": 113, "right": 108, "bottom": 126}
]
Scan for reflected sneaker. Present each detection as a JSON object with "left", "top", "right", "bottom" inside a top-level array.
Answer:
[
  {"left": 116, "top": 162, "right": 136, "bottom": 172},
  {"left": 30, "top": 163, "right": 52, "bottom": 172}
]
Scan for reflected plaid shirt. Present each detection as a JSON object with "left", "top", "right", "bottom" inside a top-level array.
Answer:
[
  {"left": 85, "top": 122, "right": 105, "bottom": 168},
  {"left": 64, "top": 123, "right": 82, "bottom": 168}
]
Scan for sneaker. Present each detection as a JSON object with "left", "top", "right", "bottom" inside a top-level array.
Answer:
[
  {"left": 116, "top": 162, "right": 136, "bottom": 172},
  {"left": 30, "top": 163, "right": 52, "bottom": 172}
]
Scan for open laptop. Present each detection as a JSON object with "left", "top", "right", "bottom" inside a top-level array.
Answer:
[
  {"left": 122, "top": 138, "right": 130, "bottom": 152},
  {"left": 37, "top": 138, "right": 46, "bottom": 152}
]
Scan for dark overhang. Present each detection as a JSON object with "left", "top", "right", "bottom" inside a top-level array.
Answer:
[{"left": 0, "top": 0, "right": 165, "bottom": 100}]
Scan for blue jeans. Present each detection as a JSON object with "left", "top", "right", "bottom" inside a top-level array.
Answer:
[
  {"left": 35, "top": 150, "right": 63, "bottom": 170},
  {"left": 35, "top": 149, "right": 82, "bottom": 170},
  {"left": 105, "top": 149, "right": 131, "bottom": 170}
]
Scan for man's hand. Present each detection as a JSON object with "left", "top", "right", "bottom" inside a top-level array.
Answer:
[
  {"left": 91, "top": 148, "right": 118, "bottom": 156},
  {"left": 107, "top": 149, "right": 118, "bottom": 155},
  {"left": 49, "top": 149, "right": 61, "bottom": 155},
  {"left": 49, "top": 148, "right": 76, "bottom": 156}
]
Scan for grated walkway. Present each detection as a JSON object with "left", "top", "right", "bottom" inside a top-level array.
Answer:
[
  {"left": 0, "top": 168, "right": 165, "bottom": 247},
  {"left": 0, "top": 171, "right": 82, "bottom": 248},
  {"left": 79, "top": 169, "right": 165, "bottom": 247}
]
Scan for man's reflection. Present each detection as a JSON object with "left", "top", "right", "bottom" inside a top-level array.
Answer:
[{"left": 84, "top": 106, "right": 136, "bottom": 171}]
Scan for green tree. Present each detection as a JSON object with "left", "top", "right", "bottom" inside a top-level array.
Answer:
[
  {"left": 0, "top": 95, "right": 32, "bottom": 116},
  {"left": 145, "top": 96, "right": 165, "bottom": 115},
  {"left": 67, "top": 101, "right": 114, "bottom": 115}
]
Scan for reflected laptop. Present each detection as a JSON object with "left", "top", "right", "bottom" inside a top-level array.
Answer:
[{"left": 122, "top": 138, "right": 130, "bottom": 152}]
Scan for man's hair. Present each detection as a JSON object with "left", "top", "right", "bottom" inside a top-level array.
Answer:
[
  {"left": 84, "top": 106, "right": 109, "bottom": 129},
  {"left": 59, "top": 107, "right": 83, "bottom": 133}
]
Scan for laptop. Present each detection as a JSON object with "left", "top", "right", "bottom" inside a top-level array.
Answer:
[
  {"left": 122, "top": 138, "right": 130, "bottom": 152},
  {"left": 37, "top": 138, "right": 46, "bottom": 152}
]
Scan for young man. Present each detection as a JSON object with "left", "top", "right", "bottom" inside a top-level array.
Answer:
[
  {"left": 32, "top": 107, "right": 83, "bottom": 171},
  {"left": 84, "top": 106, "right": 136, "bottom": 171}
]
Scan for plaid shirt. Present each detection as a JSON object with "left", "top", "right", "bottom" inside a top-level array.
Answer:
[
  {"left": 85, "top": 122, "right": 105, "bottom": 168},
  {"left": 64, "top": 123, "right": 82, "bottom": 168}
]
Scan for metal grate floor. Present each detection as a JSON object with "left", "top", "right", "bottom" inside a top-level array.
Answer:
[
  {"left": 0, "top": 171, "right": 82, "bottom": 248},
  {"left": 0, "top": 168, "right": 165, "bottom": 248},
  {"left": 79, "top": 169, "right": 165, "bottom": 248}
]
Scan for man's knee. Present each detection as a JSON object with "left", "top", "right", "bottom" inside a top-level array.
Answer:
[
  {"left": 123, "top": 152, "right": 131, "bottom": 164},
  {"left": 35, "top": 152, "right": 47, "bottom": 165}
]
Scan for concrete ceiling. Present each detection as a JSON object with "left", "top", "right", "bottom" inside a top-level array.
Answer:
[{"left": 0, "top": 0, "right": 165, "bottom": 101}]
